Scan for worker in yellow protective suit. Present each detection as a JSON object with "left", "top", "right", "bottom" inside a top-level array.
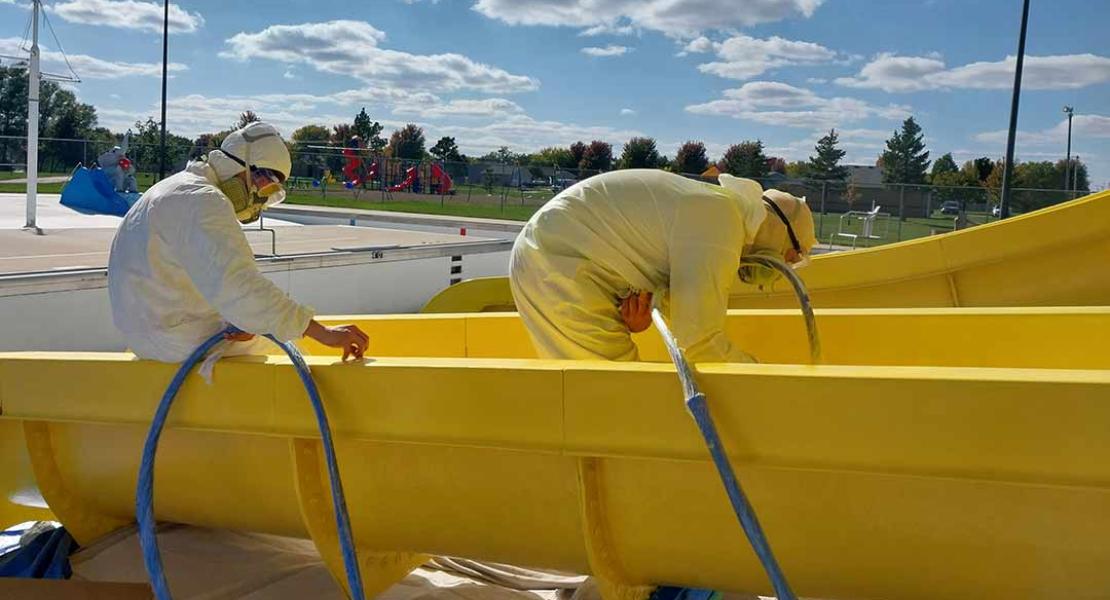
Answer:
[{"left": 510, "top": 169, "right": 816, "bottom": 362}]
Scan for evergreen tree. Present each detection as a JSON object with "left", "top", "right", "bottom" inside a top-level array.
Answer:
[
  {"left": 721, "top": 140, "right": 769, "bottom": 178},
  {"left": 235, "top": 111, "right": 260, "bottom": 129},
  {"left": 618, "top": 136, "right": 660, "bottom": 169},
  {"left": 806, "top": 129, "right": 848, "bottom": 180},
  {"left": 429, "top": 136, "right": 462, "bottom": 162},
  {"left": 352, "top": 108, "right": 386, "bottom": 153},
  {"left": 880, "top": 117, "right": 930, "bottom": 184}
]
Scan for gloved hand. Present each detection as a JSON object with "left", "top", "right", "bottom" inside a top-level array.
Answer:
[
  {"left": 305, "top": 320, "right": 369, "bottom": 361},
  {"left": 620, "top": 291, "right": 653, "bottom": 333}
]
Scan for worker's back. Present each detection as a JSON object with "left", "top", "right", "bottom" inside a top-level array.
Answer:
[{"left": 525, "top": 169, "right": 754, "bottom": 294}]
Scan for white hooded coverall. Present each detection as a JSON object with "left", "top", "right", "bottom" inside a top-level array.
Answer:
[
  {"left": 509, "top": 169, "right": 766, "bottom": 363},
  {"left": 108, "top": 161, "right": 313, "bottom": 362}
]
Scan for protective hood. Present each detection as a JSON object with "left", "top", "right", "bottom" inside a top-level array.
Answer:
[
  {"left": 751, "top": 189, "right": 817, "bottom": 255},
  {"left": 718, "top": 174, "right": 768, "bottom": 245},
  {"left": 207, "top": 122, "right": 291, "bottom": 182}
]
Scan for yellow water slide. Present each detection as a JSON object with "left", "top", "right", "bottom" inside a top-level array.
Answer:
[
  {"left": 3, "top": 307, "right": 1110, "bottom": 599},
  {"left": 422, "top": 190, "right": 1110, "bottom": 313}
]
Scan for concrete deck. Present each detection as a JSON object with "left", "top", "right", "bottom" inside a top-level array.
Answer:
[
  {"left": 268, "top": 203, "right": 526, "bottom": 233},
  {"left": 0, "top": 225, "right": 487, "bottom": 274},
  {"left": 0, "top": 193, "right": 489, "bottom": 275}
]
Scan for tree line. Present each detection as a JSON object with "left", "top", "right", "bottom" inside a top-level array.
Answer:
[{"left": 0, "top": 66, "right": 1091, "bottom": 212}]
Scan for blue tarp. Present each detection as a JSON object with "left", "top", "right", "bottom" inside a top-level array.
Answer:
[
  {"left": 60, "top": 167, "right": 141, "bottom": 217},
  {"left": 0, "top": 524, "right": 77, "bottom": 580}
]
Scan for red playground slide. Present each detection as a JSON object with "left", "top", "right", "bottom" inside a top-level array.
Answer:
[
  {"left": 387, "top": 167, "right": 418, "bottom": 192},
  {"left": 430, "top": 163, "right": 453, "bottom": 195},
  {"left": 342, "top": 147, "right": 363, "bottom": 186}
]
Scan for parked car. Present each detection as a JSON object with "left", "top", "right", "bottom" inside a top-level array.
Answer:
[{"left": 939, "top": 200, "right": 961, "bottom": 215}]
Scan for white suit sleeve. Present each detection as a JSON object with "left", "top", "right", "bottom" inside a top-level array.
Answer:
[
  {"left": 667, "top": 195, "right": 751, "bottom": 363},
  {"left": 167, "top": 193, "right": 314, "bottom": 341}
]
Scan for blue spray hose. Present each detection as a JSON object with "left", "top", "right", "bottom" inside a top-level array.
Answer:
[
  {"left": 650, "top": 308, "right": 796, "bottom": 600},
  {"left": 135, "top": 329, "right": 365, "bottom": 600}
]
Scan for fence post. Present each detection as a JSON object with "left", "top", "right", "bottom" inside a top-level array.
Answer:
[
  {"left": 819, "top": 181, "right": 827, "bottom": 239},
  {"left": 898, "top": 185, "right": 905, "bottom": 240}
]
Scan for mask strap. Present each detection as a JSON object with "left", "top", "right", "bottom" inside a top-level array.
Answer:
[{"left": 763, "top": 196, "right": 802, "bottom": 254}]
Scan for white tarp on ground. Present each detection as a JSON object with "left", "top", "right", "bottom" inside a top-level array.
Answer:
[{"left": 70, "top": 525, "right": 588, "bottom": 600}]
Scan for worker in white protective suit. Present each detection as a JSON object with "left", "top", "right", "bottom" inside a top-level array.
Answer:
[
  {"left": 108, "top": 122, "right": 368, "bottom": 362},
  {"left": 510, "top": 169, "right": 816, "bottom": 362}
]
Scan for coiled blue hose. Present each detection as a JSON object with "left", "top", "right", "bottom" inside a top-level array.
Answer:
[{"left": 135, "top": 329, "right": 365, "bottom": 600}]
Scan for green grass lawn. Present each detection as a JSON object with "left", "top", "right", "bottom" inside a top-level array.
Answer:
[
  {"left": 0, "top": 171, "right": 69, "bottom": 181},
  {"left": 284, "top": 192, "right": 541, "bottom": 221},
  {"left": 1, "top": 172, "right": 998, "bottom": 250},
  {"left": 0, "top": 171, "right": 159, "bottom": 194}
]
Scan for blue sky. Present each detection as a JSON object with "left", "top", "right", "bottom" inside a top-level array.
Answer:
[{"left": 2, "top": 0, "right": 1108, "bottom": 186}]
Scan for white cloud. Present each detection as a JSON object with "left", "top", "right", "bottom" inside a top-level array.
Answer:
[
  {"left": 0, "top": 37, "right": 187, "bottom": 79},
  {"left": 620, "top": 108, "right": 636, "bottom": 116},
  {"left": 676, "top": 36, "right": 713, "bottom": 56},
  {"left": 580, "top": 23, "right": 636, "bottom": 37},
  {"left": 837, "top": 53, "right": 1110, "bottom": 93},
  {"left": 52, "top": 0, "right": 203, "bottom": 34},
  {"left": 471, "top": 0, "right": 824, "bottom": 37},
  {"left": 221, "top": 20, "right": 538, "bottom": 94},
  {"left": 581, "top": 45, "right": 630, "bottom": 57},
  {"left": 102, "top": 90, "right": 640, "bottom": 158},
  {"left": 974, "top": 115, "right": 1110, "bottom": 146},
  {"left": 283, "top": 69, "right": 297, "bottom": 80},
  {"left": 438, "top": 114, "right": 642, "bottom": 155},
  {"left": 685, "top": 80, "right": 910, "bottom": 129},
  {"left": 697, "top": 34, "right": 837, "bottom": 80},
  {"left": 393, "top": 98, "right": 525, "bottom": 118}
]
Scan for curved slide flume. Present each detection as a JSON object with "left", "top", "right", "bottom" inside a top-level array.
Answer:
[
  {"left": 3, "top": 306, "right": 1110, "bottom": 598},
  {"left": 422, "top": 189, "right": 1110, "bottom": 313}
]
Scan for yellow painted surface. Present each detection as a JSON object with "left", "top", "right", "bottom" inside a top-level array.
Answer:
[
  {"left": 421, "top": 189, "right": 1110, "bottom": 312},
  {"left": 313, "top": 307, "right": 1110, "bottom": 369},
  {"left": 1, "top": 343, "right": 1110, "bottom": 598}
]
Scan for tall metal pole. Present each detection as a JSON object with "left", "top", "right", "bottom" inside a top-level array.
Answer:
[
  {"left": 998, "top": 0, "right": 1030, "bottom": 219},
  {"left": 1063, "top": 106, "right": 1074, "bottom": 191},
  {"left": 158, "top": 0, "right": 169, "bottom": 180},
  {"left": 1073, "top": 155, "right": 1080, "bottom": 196},
  {"left": 24, "top": 0, "right": 42, "bottom": 234}
]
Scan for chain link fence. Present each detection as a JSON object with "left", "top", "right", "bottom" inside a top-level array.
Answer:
[{"left": 0, "top": 136, "right": 1089, "bottom": 248}]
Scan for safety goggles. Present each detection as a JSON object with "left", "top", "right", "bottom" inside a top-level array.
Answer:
[
  {"left": 251, "top": 167, "right": 286, "bottom": 208},
  {"left": 763, "top": 196, "right": 810, "bottom": 270}
]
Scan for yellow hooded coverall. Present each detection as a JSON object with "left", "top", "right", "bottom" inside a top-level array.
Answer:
[{"left": 509, "top": 169, "right": 767, "bottom": 362}]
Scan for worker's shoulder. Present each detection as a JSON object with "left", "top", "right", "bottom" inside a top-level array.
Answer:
[{"left": 145, "top": 169, "right": 226, "bottom": 211}]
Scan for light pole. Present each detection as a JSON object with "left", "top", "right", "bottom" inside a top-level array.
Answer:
[
  {"left": 24, "top": 0, "right": 42, "bottom": 234},
  {"left": 999, "top": 0, "right": 1031, "bottom": 220},
  {"left": 1063, "top": 105, "right": 1074, "bottom": 192},
  {"left": 1073, "top": 155, "right": 1080, "bottom": 196},
  {"left": 158, "top": 0, "right": 169, "bottom": 180}
]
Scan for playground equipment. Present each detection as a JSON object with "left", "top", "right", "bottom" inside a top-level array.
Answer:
[
  {"left": 59, "top": 165, "right": 141, "bottom": 217},
  {"left": 387, "top": 166, "right": 420, "bottom": 193},
  {"left": 422, "top": 189, "right": 1110, "bottom": 313},
  {"left": 2, "top": 306, "right": 1110, "bottom": 598},
  {"left": 430, "top": 163, "right": 453, "bottom": 195}
]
